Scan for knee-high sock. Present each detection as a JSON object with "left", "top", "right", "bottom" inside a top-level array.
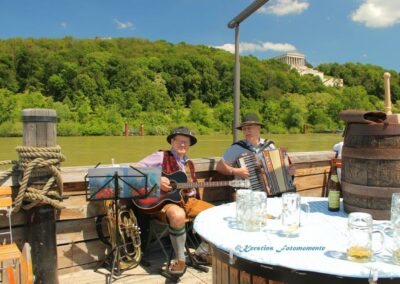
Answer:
[{"left": 169, "top": 225, "right": 186, "bottom": 261}]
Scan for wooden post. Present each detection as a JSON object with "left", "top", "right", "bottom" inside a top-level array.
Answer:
[
  {"left": 383, "top": 72, "right": 400, "bottom": 124},
  {"left": 303, "top": 124, "right": 308, "bottom": 134},
  {"left": 124, "top": 122, "right": 129, "bottom": 136},
  {"left": 22, "top": 109, "right": 58, "bottom": 284},
  {"left": 384, "top": 72, "right": 392, "bottom": 115},
  {"left": 140, "top": 123, "right": 144, "bottom": 136}
]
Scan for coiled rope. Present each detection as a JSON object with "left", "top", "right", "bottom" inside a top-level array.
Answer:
[{"left": 11, "top": 145, "right": 66, "bottom": 212}]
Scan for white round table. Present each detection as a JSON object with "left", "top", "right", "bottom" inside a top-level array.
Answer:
[{"left": 194, "top": 197, "right": 400, "bottom": 283}]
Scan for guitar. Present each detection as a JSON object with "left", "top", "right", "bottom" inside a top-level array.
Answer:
[{"left": 133, "top": 171, "right": 249, "bottom": 213}]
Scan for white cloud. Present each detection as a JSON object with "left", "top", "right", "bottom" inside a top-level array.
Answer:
[
  {"left": 114, "top": 19, "right": 134, "bottom": 30},
  {"left": 351, "top": 0, "right": 400, "bottom": 28},
  {"left": 60, "top": 22, "right": 67, "bottom": 29},
  {"left": 259, "top": 0, "right": 309, "bottom": 16},
  {"left": 213, "top": 41, "right": 296, "bottom": 54}
]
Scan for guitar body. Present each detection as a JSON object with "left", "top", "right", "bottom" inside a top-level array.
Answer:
[
  {"left": 132, "top": 171, "right": 249, "bottom": 213},
  {"left": 133, "top": 172, "right": 188, "bottom": 213}
]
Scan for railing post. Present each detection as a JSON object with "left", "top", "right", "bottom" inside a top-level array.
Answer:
[{"left": 22, "top": 108, "right": 58, "bottom": 284}]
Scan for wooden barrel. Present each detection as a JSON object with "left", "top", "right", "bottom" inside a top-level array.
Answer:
[
  {"left": 211, "top": 244, "right": 370, "bottom": 283},
  {"left": 212, "top": 245, "right": 283, "bottom": 284},
  {"left": 342, "top": 123, "right": 400, "bottom": 220}
]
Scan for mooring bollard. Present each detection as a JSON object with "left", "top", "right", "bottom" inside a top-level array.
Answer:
[{"left": 22, "top": 108, "right": 59, "bottom": 284}]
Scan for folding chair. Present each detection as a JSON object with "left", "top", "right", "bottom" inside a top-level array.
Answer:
[
  {"left": 0, "top": 243, "right": 34, "bottom": 284},
  {"left": 0, "top": 243, "right": 21, "bottom": 283},
  {"left": 144, "top": 217, "right": 170, "bottom": 262},
  {"left": 0, "top": 186, "right": 13, "bottom": 244},
  {"left": 158, "top": 218, "right": 209, "bottom": 281},
  {"left": 0, "top": 186, "right": 20, "bottom": 282}
]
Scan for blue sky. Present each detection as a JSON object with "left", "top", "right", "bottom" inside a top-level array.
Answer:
[{"left": 1, "top": 0, "right": 399, "bottom": 71}]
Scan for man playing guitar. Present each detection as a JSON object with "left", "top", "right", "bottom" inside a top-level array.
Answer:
[{"left": 138, "top": 126, "right": 213, "bottom": 275}]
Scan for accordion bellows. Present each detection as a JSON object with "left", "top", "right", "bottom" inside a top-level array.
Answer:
[{"left": 237, "top": 149, "right": 295, "bottom": 196}]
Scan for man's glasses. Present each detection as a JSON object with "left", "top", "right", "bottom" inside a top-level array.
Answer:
[{"left": 173, "top": 139, "right": 191, "bottom": 146}]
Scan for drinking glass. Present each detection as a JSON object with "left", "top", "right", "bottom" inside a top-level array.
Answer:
[
  {"left": 391, "top": 193, "right": 400, "bottom": 229},
  {"left": 241, "top": 191, "right": 259, "bottom": 232},
  {"left": 346, "top": 212, "right": 384, "bottom": 262},
  {"left": 393, "top": 229, "right": 400, "bottom": 265},
  {"left": 281, "top": 192, "right": 309, "bottom": 235},
  {"left": 236, "top": 189, "right": 250, "bottom": 226},
  {"left": 252, "top": 191, "right": 268, "bottom": 228}
]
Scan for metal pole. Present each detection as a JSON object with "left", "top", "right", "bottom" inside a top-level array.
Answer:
[
  {"left": 228, "top": 0, "right": 269, "bottom": 143},
  {"left": 233, "top": 25, "right": 240, "bottom": 143}
]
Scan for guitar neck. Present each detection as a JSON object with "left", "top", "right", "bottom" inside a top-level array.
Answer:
[{"left": 176, "top": 180, "right": 231, "bottom": 189}]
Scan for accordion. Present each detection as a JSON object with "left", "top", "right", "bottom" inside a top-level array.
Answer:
[{"left": 236, "top": 149, "right": 295, "bottom": 196}]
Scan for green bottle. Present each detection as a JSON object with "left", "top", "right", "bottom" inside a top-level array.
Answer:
[{"left": 328, "top": 174, "right": 340, "bottom": 212}]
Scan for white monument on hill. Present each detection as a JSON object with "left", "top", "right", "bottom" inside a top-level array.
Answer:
[{"left": 274, "top": 51, "right": 343, "bottom": 87}]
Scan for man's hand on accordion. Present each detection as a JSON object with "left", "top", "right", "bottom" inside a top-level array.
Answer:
[{"left": 234, "top": 166, "right": 249, "bottom": 179}]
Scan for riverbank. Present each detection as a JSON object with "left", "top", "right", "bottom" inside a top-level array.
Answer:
[{"left": 0, "top": 134, "right": 342, "bottom": 166}]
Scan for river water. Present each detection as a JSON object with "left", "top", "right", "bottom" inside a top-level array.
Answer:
[{"left": 0, "top": 133, "right": 342, "bottom": 167}]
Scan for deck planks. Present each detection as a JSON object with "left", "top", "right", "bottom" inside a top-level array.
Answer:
[
  {"left": 0, "top": 150, "right": 335, "bottom": 277},
  {"left": 58, "top": 249, "right": 213, "bottom": 284}
]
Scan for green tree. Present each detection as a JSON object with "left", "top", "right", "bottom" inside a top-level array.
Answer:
[
  {"left": 189, "top": 99, "right": 213, "bottom": 128},
  {"left": 47, "top": 74, "right": 66, "bottom": 101},
  {"left": 0, "top": 89, "right": 16, "bottom": 123},
  {"left": 340, "top": 86, "right": 374, "bottom": 110},
  {"left": 213, "top": 101, "right": 233, "bottom": 131}
]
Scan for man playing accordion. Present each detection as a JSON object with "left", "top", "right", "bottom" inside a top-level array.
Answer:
[{"left": 217, "top": 113, "right": 295, "bottom": 195}]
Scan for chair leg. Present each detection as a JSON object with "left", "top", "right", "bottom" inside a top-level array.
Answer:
[
  {"left": 2, "top": 266, "right": 16, "bottom": 284},
  {"left": 8, "top": 211, "right": 12, "bottom": 244},
  {"left": 185, "top": 243, "right": 209, "bottom": 273},
  {"left": 144, "top": 221, "right": 170, "bottom": 262},
  {"left": 186, "top": 230, "right": 200, "bottom": 249}
]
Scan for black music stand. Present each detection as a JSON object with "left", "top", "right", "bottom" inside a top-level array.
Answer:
[{"left": 85, "top": 165, "right": 159, "bottom": 283}]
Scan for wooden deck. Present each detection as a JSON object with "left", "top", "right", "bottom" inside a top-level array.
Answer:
[
  {"left": 1, "top": 150, "right": 335, "bottom": 282},
  {"left": 59, "top": 249, "right": 212, "bottom": 284}
]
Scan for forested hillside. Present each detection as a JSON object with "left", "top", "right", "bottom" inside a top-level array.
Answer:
[{"left": 0, "top": 37, "right": 398, "bottom": 136}]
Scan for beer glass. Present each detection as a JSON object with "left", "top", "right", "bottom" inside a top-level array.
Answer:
[
  {"left": 236, "top": 190, "right": 267, "bottom": 232},
  {"left": 281, "top": 192, "right": 309, "bottom": 235},
  {"left": 392, "top": 229, "right": 400, "bottom": 265},
  {"left": 241, "top": 191, "right": 259, "bottom": 232},
  {"left": 391, "top": 193, "right": 400, "bottom": 229},
  {"left": 236, "top": 189, "right": 250, "bottom": 226},
  {"left": 346, "top": 212, "right": 384, "bottom": 262},
  {"left": 252, "top": 191, "right": 268, "bottom": 227}
]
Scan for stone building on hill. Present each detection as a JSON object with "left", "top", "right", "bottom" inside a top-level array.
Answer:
[{"left": 275, "top": 51, "right": 343, "bottom": 87}]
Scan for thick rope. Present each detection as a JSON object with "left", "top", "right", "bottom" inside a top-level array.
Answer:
[
  {"left": 13, "top": 146, "right": 66, "bottom": 213},
  {"left": 0, "top": 160, "right": 17, "bottom": 181}
]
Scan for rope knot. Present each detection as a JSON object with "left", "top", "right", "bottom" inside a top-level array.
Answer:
[{"left": 13, "top": 145, "right": 66, "bottom": 212}]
